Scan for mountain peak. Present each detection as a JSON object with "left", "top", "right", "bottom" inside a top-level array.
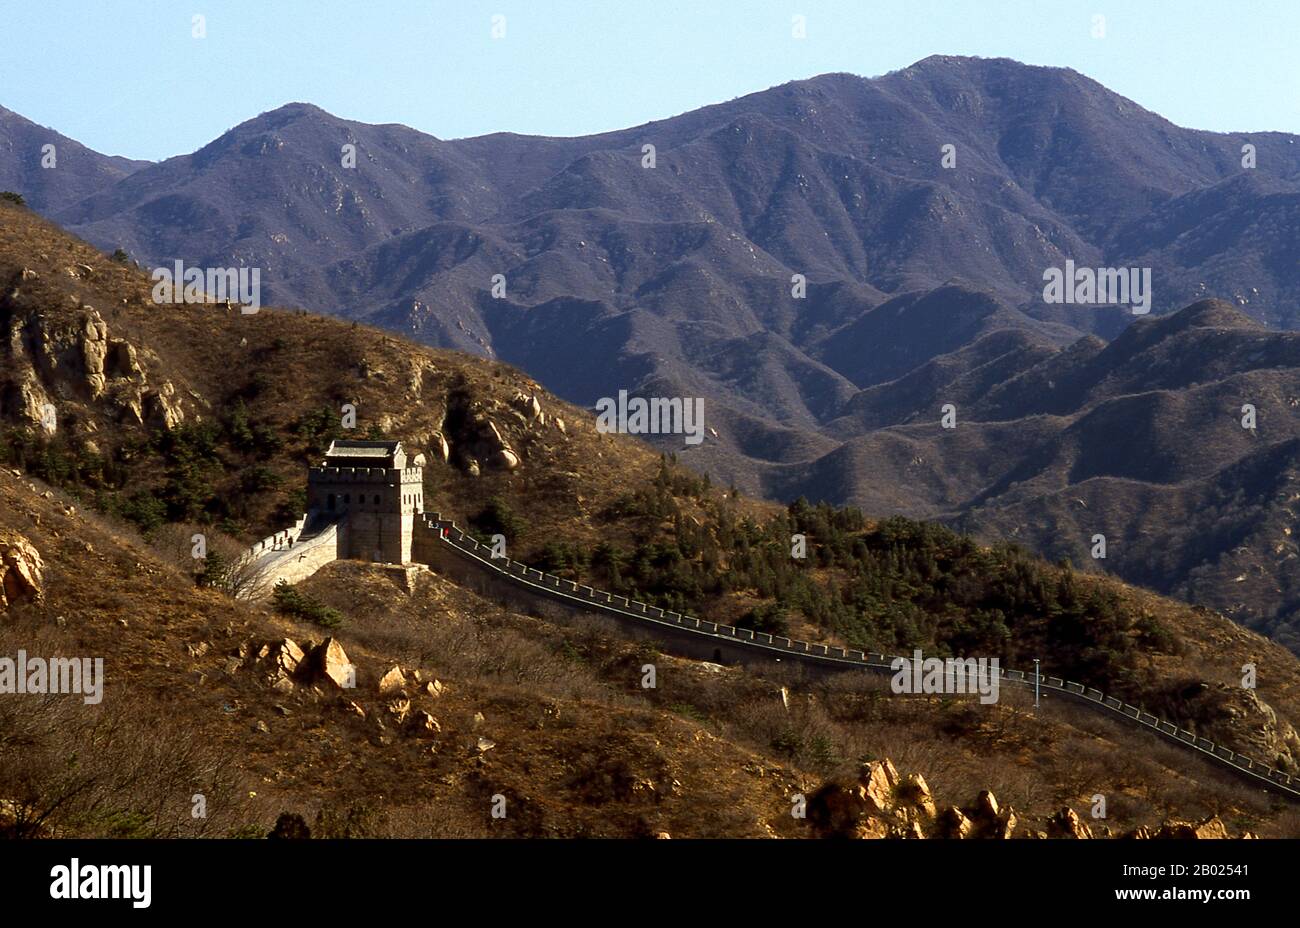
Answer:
[{"left": 1167, "top": 298, "right": 1263, "bottom": 330}]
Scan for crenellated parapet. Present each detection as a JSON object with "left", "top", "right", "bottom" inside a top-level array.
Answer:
[
  {"left": 309, "top": 466, "right": 398, "bottom": 483},
  {"left": 245, "top": 439, "right": 426, "bottom": 591}
]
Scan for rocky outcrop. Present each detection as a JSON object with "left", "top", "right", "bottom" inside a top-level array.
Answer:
[
  {"left": 307, "top": 638, "right": 355, "bottom": 689},
  {"left": 511, "top": 391, "right": 544, "bottom": 424},
  {"left": 252, "top": 638, "right": 305, "bottom": 690},
  {"left": 428, "top": 431, "right": 450, "bottom": 463},
  {"left": 0, "top": 532, "right": 44, "bottom": 609},
  {"left": 378, "top": 665, "right": 406, "bottom": 694},
  {"left": 1, "top": 297, "right": 185, "bottom": 436},
  {"left": 4, "top": 372, "right": 53, "bottom": 434},
  {"left": 808, "top": 758, "right": 932, "bottom": 839},
  {"left": 80, "top": 312, "right": 109, "bottom": 398},
  {"left": 806, "top": 761, "right": 1037, "bottom": 840},
  {"left": 439, "top": 387, "right": 543, "bottom": 475},
  {"left": 1120, "top": 815, "right": 1255, "bottom": 839},
  {"left": 1151, "top": 816, "right": 1231, "bottom": 839},
  {"left": 895, "top": 772, "right": 936, "bottom": 819},
  {"left": 1197, "top": 684, "right": 1300, "bottom": 774},
  {"left": 143, "top": 382, "right": 184, "bottom": 430},
  {"left": 1047, "top": 807, "right": 1093, "bottom": 839},
  {"left": 935, "top": 806, "right": 973, "bottom": 839},
  {"left": 859, "top": 759, "right": 898, "bottom": 814}
]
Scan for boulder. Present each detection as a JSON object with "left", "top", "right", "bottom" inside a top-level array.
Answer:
[
  {"left": 429, "top": 431, "right": 450, "bottom": 463},
  {"left": 974, "top": 790, "right": 1000, "bottom": 822},
  {"left": 1047, "top": 807, "right": 1093, "bottom": 839},
  {"left": 377, "top": 665, "right": 406, "bottom": 694},
  {"left": 806, "top": 782, "right": 870, "bottom": 838},
  {"left": 259, "top": 638, "right": 304, "bottom": 676},
  {"left": 1153, "top": 815, "right": 1230, "bottom": 839},
  {"left": 309, "top": 638, "right": 354, "bottom": 689},
  {"left": 105, "top": 339, "right": 143, "bottom": 379},
  {"left": 386, "top": 697, "right": 411, "bottom": 725},
  {"left": 989, "top": 807, "right": 1018, "bottom": 839},
  {"left": 143, "top": 382, "right": 184, "bottom": 430},
  {"left": 1193, "top": 816, "right": 1229, "bottom": 839},
  {"left": 0, "top": 532, "right": 44, "bottom": 610},
  {"left": 895, "top": 772, "right": 936, "bottom": 819},
  {"left": 858, "top": 760, "right": 897, "bottom": 815},
  {"left": 412, "top": 711, "right": 441, "bottom": 736},
  {"left": 511, "top": 391, "right": 543, "bottom": 422},
  {"left": 936, "top": 806, "right": 972, "bottom": 839}
]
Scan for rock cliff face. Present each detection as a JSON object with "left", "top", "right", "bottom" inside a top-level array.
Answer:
[
  {"left": 430, "top": 384, "right": 567, "bottom": 478},
  {"left": 1, "top": 269, "right": 186, "bottom": 444},
  {"left": 1200, "top": 684, "right": 1300, "bottom": 773}
]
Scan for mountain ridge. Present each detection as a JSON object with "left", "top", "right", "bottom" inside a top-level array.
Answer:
[{"left": 6, "top": 54, "right": 1300, "bottom": 649}]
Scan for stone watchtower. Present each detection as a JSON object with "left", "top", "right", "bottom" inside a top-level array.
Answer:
[{"left": 307, "top": 440, "right": 424, "bottom": 564}]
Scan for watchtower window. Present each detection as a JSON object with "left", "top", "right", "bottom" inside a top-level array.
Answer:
[
  {"left": 327, "top": 493, "right": 336, "bottom": 511},
  {"left": 374, "top": 494, "right": 381, "bottom": 505},
  {"left": 344, "top": 494, "right": 350, "bottom": 505}
]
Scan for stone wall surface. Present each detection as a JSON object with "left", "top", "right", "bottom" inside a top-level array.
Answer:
[{"left": 246, "top": 520, "right": 341, "bottom": 597}]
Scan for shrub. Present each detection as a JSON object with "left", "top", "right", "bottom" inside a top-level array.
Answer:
[
  {"left": 272, "top": 581, "right": 344, "bottom": 629},
  {"left": 737, "top": 602, "right": 790, "bottom": 637},
  {"left": 471, "top": 495, "right": 526, "bottom": 539},
  {"left": 117, "top": 490, "right": 168, "bottom": 536}
]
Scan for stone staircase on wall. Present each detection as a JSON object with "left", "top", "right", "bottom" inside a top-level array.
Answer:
[{"left": 243, "top": 512, "right": 343, "bottom": 598}]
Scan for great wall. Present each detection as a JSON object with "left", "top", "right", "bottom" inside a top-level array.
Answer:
[{"left": 246, "top": 440, "right": 1300, "bottom": 803}]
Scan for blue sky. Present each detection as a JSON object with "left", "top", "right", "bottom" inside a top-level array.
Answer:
[{"left": 2, "top": 0, "right": 1296, "bottom": 161}]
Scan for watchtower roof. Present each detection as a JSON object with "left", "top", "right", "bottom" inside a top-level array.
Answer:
[{"left": 322, "top": 439, "right": 407, "bottom": 469}]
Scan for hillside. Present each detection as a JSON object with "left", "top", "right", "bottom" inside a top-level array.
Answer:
[
  {"left": 6, "top": 56, "right": 1300, "bottom": 654},
  {"left": 3, "top": 201, "right": 1300, "bottom": 837},
  {"left": 6, "top": 465, "right": 1297, "bottom": 839}
]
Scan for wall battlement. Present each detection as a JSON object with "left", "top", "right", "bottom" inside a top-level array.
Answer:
[
  {"left": 247, "top": 441, "right": 424, "bottom": 587},
  {"left": 307, "top": 466, "right": 423, "bottom": 483}
]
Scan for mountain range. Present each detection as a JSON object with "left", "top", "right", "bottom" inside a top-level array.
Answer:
[
  {"left": 3, "top": 54, "right": 1299, "bottom": 647},
  {"left": 4, "top": 200, "right": 1300, "bottom": 839}
]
